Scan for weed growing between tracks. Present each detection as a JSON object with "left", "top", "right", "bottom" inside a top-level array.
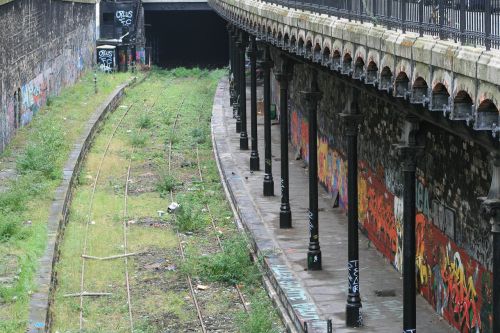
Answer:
[
  {"left": 0, "top": 71, "right": 136, "bottom": 333},
  {"left": 52, "top": 68, "right": 283, "bottom": 333}
]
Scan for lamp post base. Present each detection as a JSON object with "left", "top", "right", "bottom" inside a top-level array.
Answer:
[
  {"left": 279, "top": 204, "right": 292, "bottom": 228},
  {"left": 307, "top": 249, "right": 322, "bottom": 270},
  {"left": 240, "top": 134, "right": 249, "bottom": 150},
  {"left": 263, "top": 176, "right": 274, "bottom": 196},
  {"left": 346, "top": 302, "right": 363, "bottom": 327},
  {"left": 250, "top": 153, "right": 260, "bottom": 171}
]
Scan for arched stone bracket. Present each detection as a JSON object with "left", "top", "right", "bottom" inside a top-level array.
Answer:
[{"left": 210, "top": 0, "right": 500, "bottom": 139}]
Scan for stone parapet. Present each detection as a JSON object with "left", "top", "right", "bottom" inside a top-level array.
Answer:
[{"left": 211, "top": 0, "right": 500, "bottom": 138}]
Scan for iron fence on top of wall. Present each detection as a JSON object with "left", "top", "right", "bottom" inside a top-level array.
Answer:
[{"left": 265, "top": 0, "right": 500, "bottom": 50}]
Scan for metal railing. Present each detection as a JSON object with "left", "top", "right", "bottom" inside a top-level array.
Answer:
[{"left": 265, "top": 0, "right": 500, "bottom": 50}]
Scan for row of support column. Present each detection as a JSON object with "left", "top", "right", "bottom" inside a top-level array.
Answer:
[{"left": 226, "top": 24, "right": 500, "bottom": 332}]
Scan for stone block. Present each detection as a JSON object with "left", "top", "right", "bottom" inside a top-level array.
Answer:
[
  {"left": 343, "top": 21, "right": 369, "bottom": 47},
  {"left": 453, "top": 46, "right": 482, "bottom": 79},
  {"left": 477, "top": 49, "right": 500, "bottom": 86},
  {"left": 394, "top": 33, "right": 417, "bottom": 60},
  {"left": 366, "top": 26, "right": 386, "bottom": 50},
  {"left": 431, "top": 40, "right": 457, "bottom": 71},
  {"left": 330, "top": 20, "right": 346, "bottom": 40},
  {"left": 412, "top": 37, "right": 436, "bottom": 65},
  {"left": 380, "top": 30, "right": 400, "bottom": 55}
]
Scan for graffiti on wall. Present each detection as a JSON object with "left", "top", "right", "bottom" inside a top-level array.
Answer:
[
  {"left": 288, "top": 103, "right": 492, "bottom": 332},
  {"left": 98, "top": 50, "right": 114, "bottom": 72},
  {"left": 136, "top": 49, "right": 146, "bottom": 65},
  {"left": 0, "top": 19, "right": 95, "bottom": 152},
  {"left": 115, "top": 10, "right": 134, "bottom": 27},
  {"left": 21, "top": 72, "right": 48, "bottom": 123}
]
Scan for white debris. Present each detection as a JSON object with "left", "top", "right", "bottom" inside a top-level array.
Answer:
[{"left": 167, "top": 202, "right": 180, "bottom": 213}]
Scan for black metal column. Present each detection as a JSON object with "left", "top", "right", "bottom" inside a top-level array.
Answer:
[
  {"left": 228, "top": 25, "right": 236, "bottom": 108},
  {"left": 396, "top": 117, "right": 422, "bottom": 333},
  {"left": 249, "top": 35, "right": 260, "bottom": 171},
  {"left": 301, "top": 70, "right": 322, "bottom": 271},
  {"left": 275, "top": 58, "right": 293, "bottom": 229},
  {"left": 480, "top": 154, "right": 500, "bottom": 333},
  {"left": 495, "top": 230, "right": 500, "bottom": 333},
  {"left": 234, "top": 29, "right": 242, "bottom": 133},
  {"left": 262, "top": 45, "right": 274, "bottom": 196},
  {"left": 341, "top": 95, "right": 364, "bottom": 327},
  {"left": 238, "top": 31, "right": 249, "bottom": 150},
  {"left": 227, "top": 23, "right": 233, "bottom": 76}
]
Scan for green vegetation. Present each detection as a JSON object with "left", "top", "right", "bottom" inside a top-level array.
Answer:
[
  {"left": 155, "top": 171, "right": 177, "bottom": 196},
  {"left": 129, "top": 131, "right": 148, "bottom": 147},
  {"left": 0, "top": 71, "right": 136, "bottom": 333},
  {"left": 137, "top": 114, "right": 152, "bottom": 129},
  {"left": 50, "top": 68, "right": 283, "bottom": 333},
  {"left": 237, "top": 292, "right": 282, "bottom": 333},
  {"left": 184, "top": 235, "right": 260, "bottom": 285}
]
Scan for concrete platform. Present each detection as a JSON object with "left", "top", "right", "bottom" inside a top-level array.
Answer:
[{"left": 211, "top": 77, "right": 457, "bottom": 333}]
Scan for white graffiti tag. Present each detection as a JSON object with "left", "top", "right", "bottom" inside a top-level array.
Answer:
[
  {"left": 348, "top": 260, "right": 360, "bottom": 294},
  {"left": 115, "top": 10, "right": 133, "bottom": 27},
  {"left": 98, "top": 50, "right": 113, "bottom": 72}
]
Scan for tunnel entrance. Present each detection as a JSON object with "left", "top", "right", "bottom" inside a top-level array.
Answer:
[{"left": 145, "top": 9, "right": 228, "bottom": 68}]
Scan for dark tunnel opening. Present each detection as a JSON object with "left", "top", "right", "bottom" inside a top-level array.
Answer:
[{"left": 145, "top": 10, "right": 229, "bottom": 68}]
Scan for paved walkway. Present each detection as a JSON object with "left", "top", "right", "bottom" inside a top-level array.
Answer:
[{"left": 212, "top": 77, "right": 456, "bottom": 333}]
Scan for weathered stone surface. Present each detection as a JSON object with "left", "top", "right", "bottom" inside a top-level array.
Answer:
[
  {"left": 214, "top": 0, "right": 500, "bottom": 124},
  {"left": 0, "top": 0, "right": 96, "bottom": 153}
]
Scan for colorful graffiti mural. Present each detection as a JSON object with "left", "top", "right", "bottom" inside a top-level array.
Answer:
[
  {"left": 21, "top": 72, "right": 48, "bottom": 123},
  {"left": 288, "top": 105, "right": 493, "bottom": 332},
  {"left": 0, "top": 19, "right": 94, "bottom": 153},
  {"left": 136, "top": 49, "right": 146, "bottom": 65}
]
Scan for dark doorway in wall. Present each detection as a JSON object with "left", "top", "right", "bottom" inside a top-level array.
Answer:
[
  {"left": 145, "top": 10, "right": 228, "bottom": 68},
  {"left": 14, "top": 88, "right": 21, "bottom": 129}
]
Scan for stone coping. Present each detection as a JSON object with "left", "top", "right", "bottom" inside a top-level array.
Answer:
[
  {"left": 211, "top": 77, "right": 330, "bottom": 333},
  {"left": 211, "top": 0, "right": 500, "bottom": 106},
  {"left": 27, "top": 75, "right": 142, "bottom": 333}
]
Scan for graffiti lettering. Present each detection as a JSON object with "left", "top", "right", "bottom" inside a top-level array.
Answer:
[
  {"left": 416, "top": 180, "right": 430, "bottom": 217},
  {"left": 288, "top": 100, "right": 492, "bottom": 332},
  {"left": 348, "top": 260, "right": 359, "bottom": 294},
  {"left": 98, "top": 50, "right": 113, "bottom": 72},
  {"left": 115, "top": 10, "right": 133, "bottom": 27},
  {"left": 432, "top": 199, "right": 455, "bottom": 240},
  {"left": 271, "top": 265, "right": 320, "bottom": 320}
]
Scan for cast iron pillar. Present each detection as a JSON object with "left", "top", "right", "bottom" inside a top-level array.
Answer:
[
  {"left": 227, "top": 24, "right": 235, "bottom": 106},
  {"left": 340, "top": 95, "right": 364, "bottom": 327},
  {"left": 238, "top": 31, "right": 249, "bottom": 150},
  {"left": 234, "top": 29, "right": 242, "bottom": 133},
  {"left": 480, "top": 154, "right": 500, "bottom": 333},
  {"left": 248, "top": 35, "right": 260, "bottom": 170},
  {"left": 230, "top": 26, "right": 239, "bottom": 120},
  {"left": 227, "top": 23, "right": 233, "bottom": 74},
  {"left": 275, "top": 57, "right": 294, "bottom": 228},
  {"left": 395, "top": 117, "right": 422, "bottom": 333},
  {"left": 262, "top": 45, "right": 274, "bottom": 196},
  {"left": 301, "top": 69, "right": 322, "bottom": 270}
]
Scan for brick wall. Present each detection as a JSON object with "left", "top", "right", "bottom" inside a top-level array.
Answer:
[{"left": 0, "top": 0, "right": 96, "bottom": 152}]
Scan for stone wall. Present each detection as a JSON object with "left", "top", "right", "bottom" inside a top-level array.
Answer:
[
  {"left": 274, "top": 56, "right": 493, "bottom": 332},
  {"left": 0, "top": 0, "right": 96, "bottom": 152}
]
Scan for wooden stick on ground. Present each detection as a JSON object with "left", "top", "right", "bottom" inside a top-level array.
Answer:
[
  {"left": 81, "top": 253, "right": 139, "bottom": 261},
  {"left": 64, "top": 292, "right": 112, "bottom": 297}
]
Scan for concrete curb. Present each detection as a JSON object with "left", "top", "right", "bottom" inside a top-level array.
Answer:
[
  {"left": 211, "top": 78, "right": 331, "bottom": 333},
  {"left": 27, "top": 75, "right": 141, "bottom": 333}
]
